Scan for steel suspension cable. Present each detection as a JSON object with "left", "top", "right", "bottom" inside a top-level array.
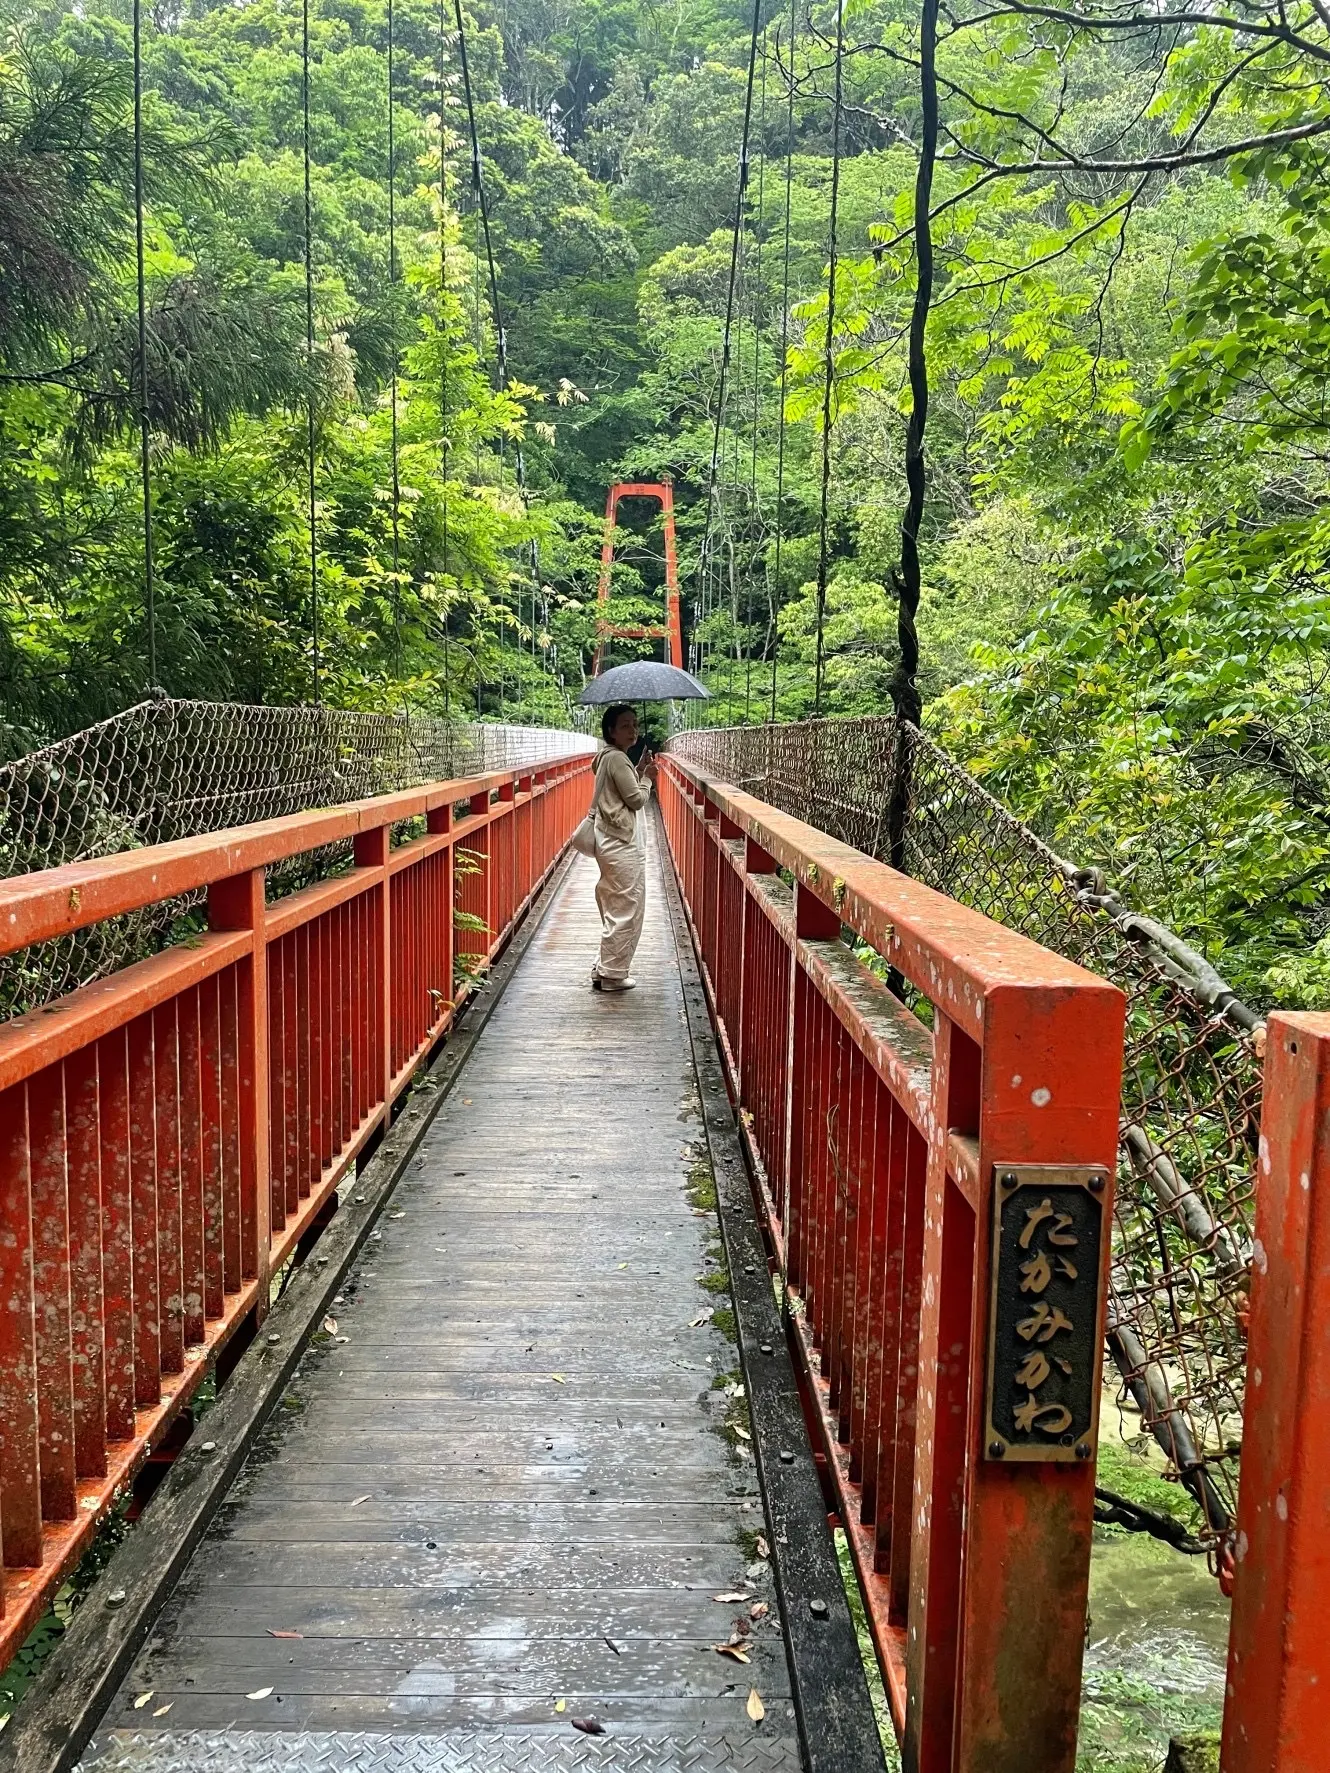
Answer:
[
  {"left": 696, "top": 0, "right": 763, "bottom": 712},
  {"left": 438, "top": 0, "right": 452, "bottom": 718},
  {"left": 813, "top": 0, "right": 845, "bottom": 717},
  {"left": 453, "top": 0, "right": 507, "bottom": 398},
  {"left": 452, "top": 0, "right": 540, "bottom": 714},
  {"left": 727, "top": 227, "right": 743, "bottom": 714},
  {"left": 132, "top": 0, "right": 156, "bottom": 690},
  {"left": 387, "top": 0, "right": 402, "bottom": 671},
  {"left": 770, "top": 0, "right": 797, "bottom": 721},
  {"left": 746, "top": 34, "right": 768, "bottom": 726},
  {"left": 302, "top": 0, "right": 320, "bottom": 704}
]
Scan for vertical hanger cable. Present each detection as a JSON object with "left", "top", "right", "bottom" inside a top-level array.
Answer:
[
  {"left": 770, "top": 0, "right": 797, "bottom": 721},
  {"left": 132, "top": 0, "right": 157, "bottom": 690},
  {"left": 387, "top": 0, "right": 402, "bottom": 675},
  {"left": 302, "top": 0, "right": 321, "bottom": 704},
  {"left": 695, "top": 0, "right": 763, "bottom": 716},
  {"left": 746, "top": 32, "right": 767, "bottom": 726},
  {"left": 438, "top": 0, "right": 451, "bottom": 719},
  {"left": 453, "top": 0, "right": 539, "bottom": 718},
  {"left": 813, "top": 0, "right": 845, "bottom": 716}
]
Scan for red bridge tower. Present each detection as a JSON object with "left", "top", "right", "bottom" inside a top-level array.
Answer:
[{"left": 593, "top": 482, "right": 683, "bottom": 673}]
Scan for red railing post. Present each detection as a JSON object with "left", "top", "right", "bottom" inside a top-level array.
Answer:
[
  {"left": 905, "top": 985, "right": 1122, "bottom": 1773},
  {"left": 1221, "top": 1011, "right": 1330, "bottom": 1773},
  {"left": 208, "top": 867, "right": 271, "bottom": 1318}
]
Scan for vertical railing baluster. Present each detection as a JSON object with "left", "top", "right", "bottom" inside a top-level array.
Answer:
[
  {"left": 267, "top": 946, "right": 286, "bottom": 1238},
  {"left": 154, "top": 1000, "right": 184, "bottom": 1375},
  {"left": 428, "top": 800, "right": 454, "bottom": 1037},
  {"left": 99, "top": 1028, "right": 138, "bottom": 1438},
  {"left": 0, "top": 1082, "right": 40, "bottom": 1568},
  {"left": 354, "top": 824, "right": 391, "bottom": 1118},
  {"left": 208, "top": 869, "right": 271, "bottom": 1313},
  {"left": 128, "top": 1012, "right": 161, "bottom": 1404},
  {"left": 66, "top": 1044, "right": 107, "bottom": 1480},
  {"left": 177, "top": 987, "right": 205, "bottom": 1349},
  {"left": 28, "top": 1065, "right": 77, "bottom": 1522}
]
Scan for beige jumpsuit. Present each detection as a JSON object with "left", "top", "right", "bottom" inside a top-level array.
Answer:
[{"left": 592, "top": 748, "right": 651, "bottom": 982}]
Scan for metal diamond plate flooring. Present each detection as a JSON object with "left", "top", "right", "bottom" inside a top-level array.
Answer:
[
  {"left": 81, "top": 825, "right": 801, "bottom": 1772},
  {"left": 81, "top": 1727, "right": 802, "bottom": 1772}
]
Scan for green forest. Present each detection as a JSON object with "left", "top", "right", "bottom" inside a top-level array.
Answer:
[{"left": 4, "top": 0, "right": 1330, "bottom": 1004}]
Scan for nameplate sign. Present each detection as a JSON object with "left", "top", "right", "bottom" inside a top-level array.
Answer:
[{"left": 984, "top": 1166, "right": 1109, "bottom": 1463}]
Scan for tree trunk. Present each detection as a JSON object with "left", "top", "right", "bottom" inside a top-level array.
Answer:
[{"left": 887, "top": 0, "right": 938, "bottom": 878}]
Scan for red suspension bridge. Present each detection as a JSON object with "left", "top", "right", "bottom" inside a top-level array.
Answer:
[{"left": 0, "top": 720, "right": 1320, "bottom": 1773}]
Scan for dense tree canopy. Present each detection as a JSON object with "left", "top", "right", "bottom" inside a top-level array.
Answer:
[{"left": 3, "top": 0, "right": 1330, "bottom": 1002}]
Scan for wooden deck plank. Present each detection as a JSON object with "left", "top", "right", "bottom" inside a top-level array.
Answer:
[{"left": 85, "top": 823, "right": 801, "bottom": 1768}]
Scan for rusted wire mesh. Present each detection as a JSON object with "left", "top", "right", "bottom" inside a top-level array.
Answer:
[
  {"left": 0, "top": 700, "right": 593, "bottom": 1019},
  {"left": 671, "top": 716, "right": 1260, "bottom": 1552}
]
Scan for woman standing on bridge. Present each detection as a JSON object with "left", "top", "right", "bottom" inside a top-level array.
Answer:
[{"left": 590, "top": 703, "right": 655, "bottom": 992}]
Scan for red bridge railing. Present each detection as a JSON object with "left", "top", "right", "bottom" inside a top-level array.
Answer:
[
  {"left": 660, "top": 755, "right": 1127, "bottom": 1772},
  {"left": 662, "top": 753, "right": 1330, "bottom": 1773},
  {"left": 0, "top": 756, "right": 590, "bottom": 1665}
]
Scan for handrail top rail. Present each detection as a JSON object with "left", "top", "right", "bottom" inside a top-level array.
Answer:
[
  {"left": 667, "top": 755, "right": 1122, "bottom": 1015},
  {"left": 0, "top": 757, "right": 591, "bottom": 959}
]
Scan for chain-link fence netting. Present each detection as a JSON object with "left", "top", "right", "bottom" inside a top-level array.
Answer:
[
  {"left": 1, "top": 700, "right": 593, "bottom": 1019},
  {"left": 670, "top": 716, "right": 1260, "bottom": 1555}
]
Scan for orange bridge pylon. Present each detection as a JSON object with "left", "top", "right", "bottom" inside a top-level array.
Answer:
[{"left": 593, "top": 482, "right": 683, "bottom": 673}]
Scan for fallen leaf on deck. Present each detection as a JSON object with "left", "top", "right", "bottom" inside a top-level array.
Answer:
[
  {"left": 571, "top": 1717, "right": 606, "bottom": 1735},
  {"left": 462, "top": 1099, "right": 472, "bottom": 1105},
  {"left": 756, "top": 1535, "right": 770, "bottom": 1559},
  {"left": 554, "top": 1699, "right": 566, "bottom": 1713},
  {"left": 322, "top": 1317, "right": 338, "bottom": 1336},
  {"left": 733, "top": 1617, "right": 751, "bottom": 1638},
  {"left": 247, "top": 1687, "right": 274, "bottom": 1701},
  {"left": 617, "top": 1263, "right": 628, "bottom": 1270},
  {"left": 604, "top": 1636, "right": 622, "bottom": 1655},
  {"left": 750, "top": 1602, "right": 769, "bottom": 1620},
  {"left": 389, "top": 1212, "right": 405, "bottom": 1219},
  {"left": 689, "top": 1312, "right": 712, "bottom": 1328},
  {"left": 712, "top": 1592, "right": 750, "bottom": 1604},
  {"left": 747, "top": 1688, "right": 765, "bottom": 1722},
  {"left": 267, "top": 1630, "right": 303, "bottom": 1639},
  {"left": 350, "top": 1495, "right": 372, "bottom": 1507},
  {"left": 133, "top": 1693, "right": 154, "bottom": 1709},
  {"left": 714, "top": 1643, "right": 750, "bottom": 1663},
  {"left": 335, "top": 1335, "right": 350, "bottom": 1344},
  {"left": 550, "top": 1373, "right": 566, "bottom": 1383},
  {"left": 152, "top": 1704, "right": 172, "bottom": 1718},
  {"left": 734, "top": 1425, "right": 751, "bottom": 1441}
]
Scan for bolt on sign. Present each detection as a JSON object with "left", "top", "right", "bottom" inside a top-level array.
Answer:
[{"left": 985, "top": 1168, "right": 1109, "bottom": 1462}]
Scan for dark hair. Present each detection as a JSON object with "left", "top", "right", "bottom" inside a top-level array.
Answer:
[{"left": 600, "top": 703, "right": 636, "bottom": 743}]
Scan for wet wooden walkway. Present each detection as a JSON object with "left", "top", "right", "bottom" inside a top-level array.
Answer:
[{"left": 81, "top": 821, "right": 802, "bottom": 1773}]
